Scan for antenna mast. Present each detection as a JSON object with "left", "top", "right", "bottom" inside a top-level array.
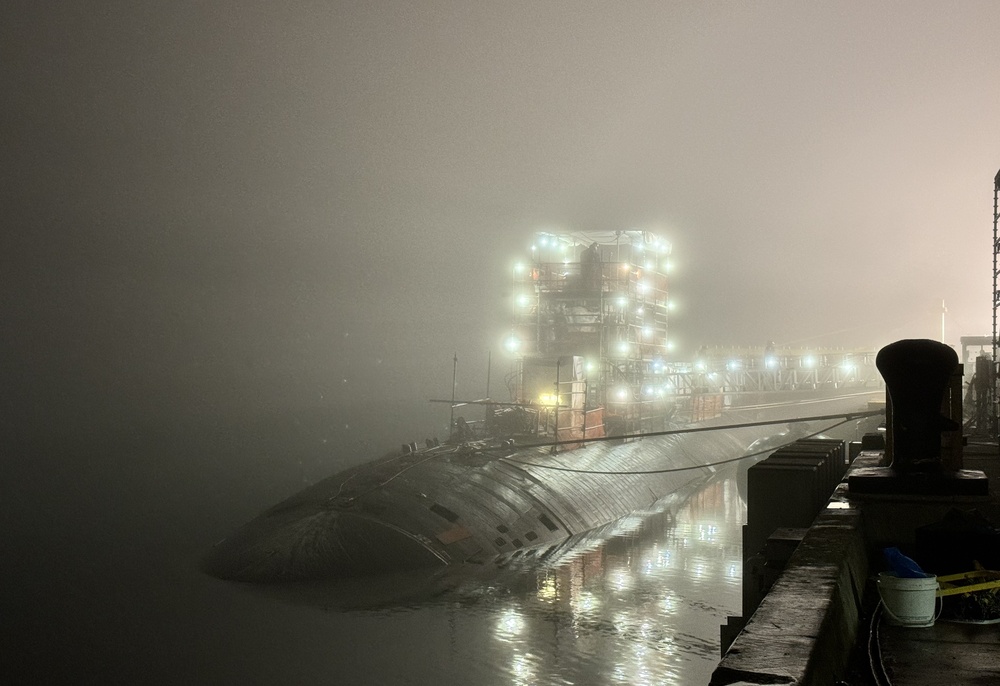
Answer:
[{"left": 992, "top": 169, "right": 1000, "bottom": 436}]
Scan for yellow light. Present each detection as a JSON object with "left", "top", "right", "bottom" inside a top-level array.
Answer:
[
  {"left": 538, "top": 393, "right": 558, "bottom": 406},
  {"left": 536, "top": 576, "right": 558, "bottom": 602}
]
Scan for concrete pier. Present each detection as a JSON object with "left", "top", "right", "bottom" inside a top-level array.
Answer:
[{"left": 711, "top": 441, "right": 1000, "bottom": 685}]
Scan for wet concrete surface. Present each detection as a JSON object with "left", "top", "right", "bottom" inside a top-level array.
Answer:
[{"left": 874, "top": 441, "right": 1000, "bottom": 686}]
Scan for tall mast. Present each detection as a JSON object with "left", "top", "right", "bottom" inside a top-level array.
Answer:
[{"left": 992, "top": 170, "right": 1000, "bottom": 436}]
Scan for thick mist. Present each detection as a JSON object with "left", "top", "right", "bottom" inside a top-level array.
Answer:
[
  {"left": 2, "top": 3, "right": 999, "bottom": 681},
  {"left": 5, "top": 2, "right": 1000, "bottom": 450}
]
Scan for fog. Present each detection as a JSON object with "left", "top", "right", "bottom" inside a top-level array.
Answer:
[
  {"left": 5, "top": 2, "right": 999, "bottom": 449},
  {"left": 4, "top": 2, "right": 999, "bottom": 682}
]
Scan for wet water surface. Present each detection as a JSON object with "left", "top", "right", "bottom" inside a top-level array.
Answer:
[
  {"left": 6, "top": 421, "right": 747, "bottom": 685},
  {"left": 222, "top": 473, "right": 746, "bottom": 685}
]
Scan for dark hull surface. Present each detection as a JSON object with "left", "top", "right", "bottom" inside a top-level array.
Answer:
[{"left": 204, "top": 392, "right": 881, "bottom": 582}]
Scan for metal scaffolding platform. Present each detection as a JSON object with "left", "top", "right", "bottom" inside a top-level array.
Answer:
[{"left": 502, "top": 231, "right": 882, "bottom": 437}]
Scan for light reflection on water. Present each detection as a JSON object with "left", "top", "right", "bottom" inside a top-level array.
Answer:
[{"left": 263, "top": 468, "right": 747, "bottom": 685}]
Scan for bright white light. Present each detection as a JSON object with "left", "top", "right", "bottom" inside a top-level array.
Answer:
[
  {"left": 802, "top": 355, "right": 816, "bottom": 368},
  {"left": 496, "top": 609, "right": 524, "bottom": 638},
  {"left": 643, "top": 327, "right": 653, "bottom": 338},
  {"left": 620, "top": 263, "right": 629, "bottom": 271},
  {"left": 510, "top": 653, "right": 535, "bottom": 685},
  {"left": 513, "top": 262, "right": 525, "bottom": 273},
  {"left": 573, "top": 591, "right": 598, "bottom": 614},
  {"left": 666, "top": 341, "right": 676, "bottom": 351},
  {"left": 504, "top": 335, "right": 521, "bottom": 353},
  {"left": 765, "top": 356, "right": 778, "bottom": 369},
  {"left": 540, "top": 236, "right": 549, "bottom": 246},
  {"left": 616, "top": 387, "right": 628, "bottom": 401},
  {"left": 727, "top": 359, "right": 741, "bottom": 371},
  {"left": 695, "top": 361, "right": 706, "bottom": 371},
  {"left": 618, "top": 341, "right": 630, "bottom": 354},
  {"left": 516, "top": 294, "right": 531, "bottom": 308},
  {"left": 637, "top": 282, "right": 647, "bottom": 294},
  {"left": 617, "top": 296, "right": 628, "bottom": 308},
  {"left": 662, "top": 594, "right": 676, "bottom": 612},
  {"left": 644, "top": 261, "right": 653, "bottom": 269},
  {"left": 636, "top": 306, "right": 644, "bottom": 315}
]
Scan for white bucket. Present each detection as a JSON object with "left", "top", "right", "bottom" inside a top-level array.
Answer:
[{"left": 877, "top": 572, "right": 940, "bottom": 627}]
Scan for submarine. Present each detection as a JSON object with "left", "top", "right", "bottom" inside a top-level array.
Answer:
[{"left": 204, "top": 231, "right": 884, "bottom": 582}]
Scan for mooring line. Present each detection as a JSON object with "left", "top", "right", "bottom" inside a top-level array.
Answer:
[{"left": 499, "top": 415, "right": 875, "bottom": 475}]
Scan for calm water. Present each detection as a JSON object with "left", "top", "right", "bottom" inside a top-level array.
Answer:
[{"left": 4, "top": 413, "right": 747, "bottom": 685}]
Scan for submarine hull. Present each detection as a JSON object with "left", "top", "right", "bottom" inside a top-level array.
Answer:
[{"left": 204, "top": 392, "right": 882, "bottom": 582}]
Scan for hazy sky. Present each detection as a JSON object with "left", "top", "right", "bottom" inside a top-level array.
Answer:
[{"left": 4, "top": 1, "right": 999, "bottom": 438}]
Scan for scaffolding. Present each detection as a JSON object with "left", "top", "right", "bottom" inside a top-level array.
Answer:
[
  {"left": 505, "top": 231, "right": 883, "bottom": 440},
  {"left": 508, "top": 230, "right": 672, "bottom": 437}
]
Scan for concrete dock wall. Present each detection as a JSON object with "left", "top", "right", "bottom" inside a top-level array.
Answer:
[
  {"left": 711, "top": 500, "right": 868, "bottom": 685},
  {"left": 712, "top": 444, "right": 997, "bottom": 685}
]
